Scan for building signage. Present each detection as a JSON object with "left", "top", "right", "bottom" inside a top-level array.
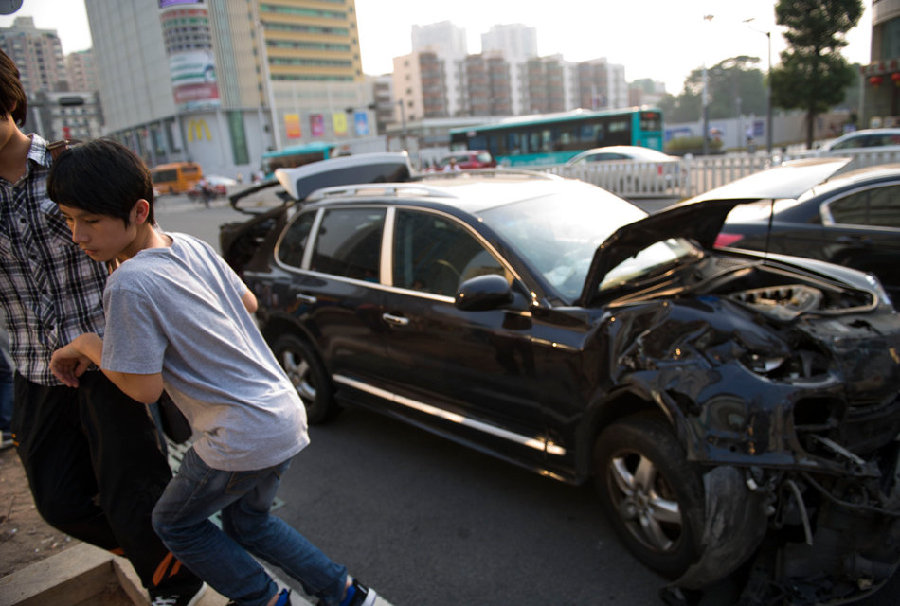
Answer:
[
  {"left": 310, "top": 114, "right": 325, "bottom": 137},
  {"left": 285, "top": 114, "right": 301, "bottom": 139},
  {"left": 187, "top": 118, "right": 211, "bottom": 142},
  {"left": 332, "top": 112, "right": 348, "bottom": 136},
  {"left": 353, "top": 111, "right": 370, "bottom": 136}
]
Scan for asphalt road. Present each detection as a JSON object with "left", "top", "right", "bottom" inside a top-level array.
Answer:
[{"left": 155, "top": 191, "right": 899, "bottom": 606}]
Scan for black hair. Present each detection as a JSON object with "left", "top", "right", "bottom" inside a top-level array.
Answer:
[
  {"left": 47, "top": 139, "right": 155, "bottom": 225},
  {"left": 0, "top": 49, "right": 27, "bottom": 126}
]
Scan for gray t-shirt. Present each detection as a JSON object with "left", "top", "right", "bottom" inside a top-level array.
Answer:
[{"left": 100, "top": 232, "right": 309, "bottom": 471}]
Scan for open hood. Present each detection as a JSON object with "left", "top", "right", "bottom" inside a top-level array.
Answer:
[{"left": 577, "top": 157, "right": 851, "bottom": 305}]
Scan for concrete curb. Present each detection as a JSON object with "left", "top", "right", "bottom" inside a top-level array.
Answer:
[{"left": 0, "top": 543, "right": 391, "bottom": 606}]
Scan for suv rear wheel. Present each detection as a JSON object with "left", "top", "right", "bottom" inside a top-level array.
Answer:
[
  {"left": 594, "top": 414, "right": 704, "bottom": 579},
  {"left": 273, "top": 334, "right": 338, "bottom": 424}
]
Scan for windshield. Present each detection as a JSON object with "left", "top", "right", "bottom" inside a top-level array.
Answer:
[{"left": 479, "top": 186, "right": 699, "bottom": 301}]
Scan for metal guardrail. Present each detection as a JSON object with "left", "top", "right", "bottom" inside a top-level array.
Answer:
[{"left": 544, "top": 147, "right": 900, "bottom": 200}]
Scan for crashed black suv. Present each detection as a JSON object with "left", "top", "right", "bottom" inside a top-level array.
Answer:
[{"left": 222, "top": 154, "right": 900, "bottom": 604}]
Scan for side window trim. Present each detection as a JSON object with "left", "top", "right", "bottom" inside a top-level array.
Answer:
[
  {"left": 302, "top": 208, "right": 324, "bottom": 269},
  {"left": 382, "top": 206, "right": 396, "bottom": 286}
]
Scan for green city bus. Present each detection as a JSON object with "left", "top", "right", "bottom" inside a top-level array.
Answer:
[{"left": 448, "top": 107, "right": 664, "bottom": 167}]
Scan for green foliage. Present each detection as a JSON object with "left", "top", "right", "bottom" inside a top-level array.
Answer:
[
  {"left": 665, "top": 136, "right": 723, "bottom": 154},
  {"left": 770, "top": 0, "right": 863, "bottom": 148},
  {"left": 659, "top": 57, "right": 767, "bottom": 123}
]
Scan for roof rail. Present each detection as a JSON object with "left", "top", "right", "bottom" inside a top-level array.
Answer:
[
  {"left": 306, "top": 183, "right": 458, "bottom": 202},
  {"left": 417, "top": 168, "right": 561, "bottom": 181}
]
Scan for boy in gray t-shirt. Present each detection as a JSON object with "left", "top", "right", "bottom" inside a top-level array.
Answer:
[{"left": 46, "top": 139, "right": 377, "bottom": 606}]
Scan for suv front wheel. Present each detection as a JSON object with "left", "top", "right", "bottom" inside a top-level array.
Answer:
[{"left": 593, "top": 414, "right": 704, "bottom": 579}]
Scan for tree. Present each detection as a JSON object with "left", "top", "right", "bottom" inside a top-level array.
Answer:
[
  {"left": 770, "top": 0, "right": 863, "bottom": 148},
  {"left": 659, "top": 58, "right": 766, "bottom": 124}
]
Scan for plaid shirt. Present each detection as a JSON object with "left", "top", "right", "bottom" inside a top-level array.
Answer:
[{"left": 0, "top": 134, "right": 107, "bottom": 385}]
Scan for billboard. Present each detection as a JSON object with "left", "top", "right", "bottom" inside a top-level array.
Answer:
[{"left": 169, "top": 50, "right": 220, "bottom": 111}]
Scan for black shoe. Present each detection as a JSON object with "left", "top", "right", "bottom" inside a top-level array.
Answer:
[
  {"left": 227, "top": 588, "right": 292, "bottom": 606},
  {"left": 150, "top": 580, "right": 207, "bottom": 606}
]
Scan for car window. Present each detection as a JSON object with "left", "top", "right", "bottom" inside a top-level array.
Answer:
[
  {"left": 277, "top": 210, "right": 316, "bottom": 267},
  {"left": 310, "top": 208, "right": 385, "bottom": 281},
  {"left": 392, "top": 209, "right": 507, "bottom": 297},
  {"left": 830, "top": 136, "right": 862, "bottom": 150},
  {"left": 829, "top": 185, "right": 900, "bottom": 228}
]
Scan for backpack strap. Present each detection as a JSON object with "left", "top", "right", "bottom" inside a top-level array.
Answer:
[{"left": 46, "top": 139, "right": 81, "bottom": 162}]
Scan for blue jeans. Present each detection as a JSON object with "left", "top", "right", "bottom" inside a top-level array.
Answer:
[{"left": 152, "top": 447, "right": 348, "bottom": 606}]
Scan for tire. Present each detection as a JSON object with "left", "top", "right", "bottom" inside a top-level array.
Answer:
[
  {"left": 593, "top": 414, "right": 705, "bottom": 579},
  {"left": 272, "top": 334, "right": 338, "bottom": 424}
]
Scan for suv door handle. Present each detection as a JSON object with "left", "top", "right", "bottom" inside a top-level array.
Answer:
[
  {"left": 382, "top": 313, "right": 409, "bottom": 327},
  {"left": 296, "top": 293, "right": 316, "bottom": 305}
]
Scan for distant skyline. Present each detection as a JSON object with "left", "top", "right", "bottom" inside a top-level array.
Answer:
[{"left": 1, "top": 0, "right": 874, "bottom": 95}]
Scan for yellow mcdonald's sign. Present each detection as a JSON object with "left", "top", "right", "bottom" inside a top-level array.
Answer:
[{"left": 187, "top": 118, "right": 211, "bottom": 142}]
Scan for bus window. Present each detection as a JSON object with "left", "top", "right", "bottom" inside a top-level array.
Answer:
[
  {"left": 487, "top": 134, "right": 501, "bottom": 156},
  {"left": 541, "top": 129, "right": 551, "bottom": 152},
  {"left": 640, "top": 112, "right": 662, "bottom": 131}
]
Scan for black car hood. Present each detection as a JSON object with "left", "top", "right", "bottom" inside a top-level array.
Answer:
[{"left": 577, "top": 158, "right": 851, "bottom": 305}]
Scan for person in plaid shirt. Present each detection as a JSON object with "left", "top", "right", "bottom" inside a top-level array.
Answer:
[{"left": 0, "top": 50, "right": 206, "bottom": 606}]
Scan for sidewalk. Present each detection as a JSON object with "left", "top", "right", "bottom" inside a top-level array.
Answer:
[{"left": 0, "top": 542, "right": 392, "bottom": 606}]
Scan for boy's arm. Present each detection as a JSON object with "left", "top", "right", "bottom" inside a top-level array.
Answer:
[
  {"left": 242, "top": 289, "right": 258, "bottom": 313},
  {"left": 50, "top": 333, "right": 165, "bottom": 404}
]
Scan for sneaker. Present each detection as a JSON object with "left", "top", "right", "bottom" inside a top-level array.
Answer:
[
  {"left": 150, "top": 580, "right": 207, "bottom": 606},
  {"left": 227, "top": 588, "right": 292, "bottom": 606},
  {"left": 0, "top": 431, "right": 12, "bottom": 451},
  {"left": 340, "top": 578, "right": 377, "bottom": 606}
]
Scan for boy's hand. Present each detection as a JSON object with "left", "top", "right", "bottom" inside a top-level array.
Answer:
[{"left": 50, "top": 334, "right": 100, "bottom": 387}]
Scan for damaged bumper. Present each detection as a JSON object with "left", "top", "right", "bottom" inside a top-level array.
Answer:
[{"left": 668, "top": 444, "right": 900, "bottom": 605}]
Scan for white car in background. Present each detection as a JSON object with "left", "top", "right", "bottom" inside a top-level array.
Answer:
[
  {"left": 822, "top": 127, "right": 900, "bottom": 151},
  {"left": 564, "top": 145, "right": 681, "bottom": 191}
]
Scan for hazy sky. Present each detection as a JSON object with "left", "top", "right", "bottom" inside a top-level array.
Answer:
[{"left": 1, "top": 0, "right": 874, "bottom": 95}]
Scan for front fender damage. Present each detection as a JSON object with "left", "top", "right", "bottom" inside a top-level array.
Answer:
[{"left": 671, "top": 466, "right": 769, "bottom": 590}]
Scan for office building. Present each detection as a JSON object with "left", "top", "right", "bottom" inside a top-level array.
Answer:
[
  {"left": 0, "top": 16, "right": 67, "bottom": 95},
  {"left": 860, "top": 0, "right": 897, "bottom": 127}
]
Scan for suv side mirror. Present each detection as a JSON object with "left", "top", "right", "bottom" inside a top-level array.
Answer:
[{"left": 455, "top": 275, "right": 513, "bottom": 311}]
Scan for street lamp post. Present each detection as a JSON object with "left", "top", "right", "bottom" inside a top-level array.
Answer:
[
  {"left": 702, "top": 15, "right": 714, "bottom": 156},
  {"left": 744, "top": 18, "right": 773, "bottom": 154},
  {"left": 397, "top": 99, "right": 407, "bottom": 152}
]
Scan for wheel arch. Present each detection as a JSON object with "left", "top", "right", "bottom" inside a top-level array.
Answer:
[{"left": 573, "top": 386, "right": 682, "bottom": 484}]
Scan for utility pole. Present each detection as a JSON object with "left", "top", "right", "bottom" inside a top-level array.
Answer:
[{"left": 744, "top": 18, "right": 773, "bottom": 154}]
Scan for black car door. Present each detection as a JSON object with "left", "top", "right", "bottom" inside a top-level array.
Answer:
[
  {"left": 269, "top": 206, "right": 390, "bottom": 386},
  {"left": 376, "top": 208, "right": 552, "bottom": 463}
]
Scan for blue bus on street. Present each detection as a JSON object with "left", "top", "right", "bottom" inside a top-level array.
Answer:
[{"left": 449, "top": 107, "right": 664, "bottom": 167}]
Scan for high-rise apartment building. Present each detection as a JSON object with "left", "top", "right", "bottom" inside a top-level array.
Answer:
[
  {"left": 0, "top": 16, "right": 67, "bottom": 95},
  {"left": 65, "top": 49, "right": 98, "bottom": 92},
  {"left": 481, "top": 24, "right": 537, "bottom": 64}
]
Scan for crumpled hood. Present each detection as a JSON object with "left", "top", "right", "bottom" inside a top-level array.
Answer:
[{"left": 577, "top": 158, "right": 852, "bottom": 305}]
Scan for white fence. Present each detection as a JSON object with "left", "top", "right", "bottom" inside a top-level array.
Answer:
[{"left": 545, "top": 148, "right": 900, "bottom": 201}]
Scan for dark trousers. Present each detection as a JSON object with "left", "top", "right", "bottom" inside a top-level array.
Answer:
[{"left": 11, "top": 370, "right": 190, "bottom": 590}]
